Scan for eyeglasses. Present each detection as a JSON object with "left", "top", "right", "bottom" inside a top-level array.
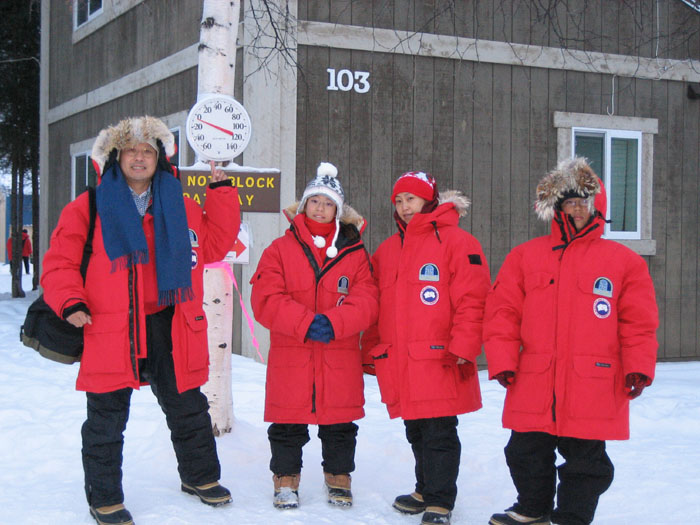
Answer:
[
  {"left": 561, "top": 198, "right": 591, "bottom": 209},
  {"left": 121, "top": 147, "right": 156, "bottom": 159}
]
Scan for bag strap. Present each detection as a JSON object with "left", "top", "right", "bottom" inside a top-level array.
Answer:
[{"left": 79, "top": 187, "right": 97, "bottom": 282}]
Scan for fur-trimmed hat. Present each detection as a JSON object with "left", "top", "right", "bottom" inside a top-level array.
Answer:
[
  {"left": 535, "top": 157, "right": 601, "bottom": 221},
  {"left": 91, "top": 116, "right": 175, "bottom": 173},
  {"left": 391, "top": 171, "right": 437, "bottom": 203}
]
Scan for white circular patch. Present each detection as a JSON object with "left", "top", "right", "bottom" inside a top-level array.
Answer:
[
  {"left": 420, "top": 285, "right": 439, "bottom": 306},
  {"left": 593, "top": 298, "right": 611, "bottom": 319}
]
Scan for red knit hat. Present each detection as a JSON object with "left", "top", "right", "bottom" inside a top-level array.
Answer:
[{"left": 391, "top": 171, "right": 437, "bottom": 203}]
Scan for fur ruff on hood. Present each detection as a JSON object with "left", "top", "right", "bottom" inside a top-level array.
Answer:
[
  {"left": 284, "top": 201, "right": 366, "bottom": 231},
  {"left": 438, "top": 190, "right": 471, "bottom": 218},
  {"left": 535, "top": 157, "right": 601, "bottom": 222},
  {"left": 91, "top": 116, "right": 176, "bottom": 173}
]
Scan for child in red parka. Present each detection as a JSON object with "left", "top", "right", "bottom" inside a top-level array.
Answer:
[
  {"left": 362, "top": 171, "right": 491, "bottom": 525},
  {"left": 250, "top": 162, "right": 378, "bottom": 510}
]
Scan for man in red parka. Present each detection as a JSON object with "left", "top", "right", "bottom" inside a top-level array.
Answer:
[
  {"left": 41, "top": 116, "right": 240, "bottom": 525},
  {"left": 484, "top": 158, "right": 658, "bottom": 525},
  {"left": 363, "top": 171, "right": 491, "bottom": 525},
  {"left": 7, "top": 229, "right": 32, "bottom": 274},
  {"left": 251, "top": 162, "right": 378, "bottom": 510}
]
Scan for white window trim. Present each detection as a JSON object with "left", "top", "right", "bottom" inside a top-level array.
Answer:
[
  {"left": 554, "top": 111, "right": 658, "bottom": 256},
  {"left": 572, "top": 127, "right": 643, "bottom": 240},
  {"left": 72, "top": 0, "right": 142, "bottom": 43},
  {"left": 71, "top": 151, "right": 92, "bottom": 200},
  {"left": 73, "top": 0, "right": 103, "bottom": 31}
]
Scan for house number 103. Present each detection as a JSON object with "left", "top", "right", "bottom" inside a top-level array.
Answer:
[{"left": 327, "top": 68, "right": 370, "bottom": 93}]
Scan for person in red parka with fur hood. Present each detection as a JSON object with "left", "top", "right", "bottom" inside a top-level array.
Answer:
[
  {"left": 251, "top": 162, "right": 378, "bottom": 511},
  {"left": 41, "top": 116, "right": 240, "bottom": 525},
  {"left": 362, "top": 171, "right": 491, "bottom": 525},
  {"left": 484, "top": 158, "right": 658, "bottom": 525}
]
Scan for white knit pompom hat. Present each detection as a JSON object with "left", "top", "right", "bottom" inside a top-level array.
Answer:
[{"left": 298, "top": 162, "right": 345, "bottom": 258}]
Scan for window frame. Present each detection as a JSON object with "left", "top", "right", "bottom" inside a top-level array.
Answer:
[
  {"left": 554, "top": 111, "right": 658, "bottom": 256},
  {"left": 74, "top": 0, "right": 103, "bottom": 30},
  {"left": 71, "top": 151, "right": 97, "bottom": 199},
  {"left": 572, "top": 127, "right": 643, "bottom": 240}
]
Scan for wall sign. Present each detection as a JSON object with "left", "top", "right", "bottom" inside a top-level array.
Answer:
[
  {"left": 327, "top": 68, "right": 370, "bottom": 93},
  {"left": 181, "top": 169, "right": 281, "bottom": 212}
]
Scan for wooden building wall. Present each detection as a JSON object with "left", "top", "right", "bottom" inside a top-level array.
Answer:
[{"left": 295, "top": 0, "right": 700, "bottom": 361}]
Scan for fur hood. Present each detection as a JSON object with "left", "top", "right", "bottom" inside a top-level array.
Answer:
[
  {"left": 91, "top": 116, "right": 175, "bottom": 173},
  {"left": 284, "top": 201, "right": 366, "bottom": 232},
  {"left": 534, "top": 157, "right": 601, "bottom": 221},
  {"left": 438, "top": 190, "right": 471, "bottom": 218}
]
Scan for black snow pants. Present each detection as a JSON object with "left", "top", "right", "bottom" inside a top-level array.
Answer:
[
  {"left": 404, "top": 416, "right": 461, "bottom": 511},
  {"left": 81, "top": 307, "right": 221, "bottom": 508},
  {"left": 268, "top": 422, "right": 358, "bottom": 476},
  {"left": 505, "top": 430, "right": 614, "bottom": 525}
]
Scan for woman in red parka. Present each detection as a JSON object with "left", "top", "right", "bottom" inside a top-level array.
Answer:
[
  {"left": 250, "top": 162, "right": 378, "bottom": 510},
  {"left": 484, "top": 158, "right": 658, "bottom": 525},
  {"left": 362, "top": 171, "right": 491, "bottom": 525},
  {"left": 41, "top": 116, "right": 240, "bottom": 524}
]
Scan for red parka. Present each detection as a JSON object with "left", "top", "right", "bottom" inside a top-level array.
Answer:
[
  {"left": 251, "top": 203, "right": 378, "bottom": 425},
  {"left": 41, "top": 184, "right": 240, "bottom": 394},
  {"left": 483, "top": 184, "right": 658, "bottom": 441},
  {"left": 363, "top": 192, "right": 491, "bottom": 421},
  {"left": 7, "top": 231, "right": 32, "bottom": 260}
]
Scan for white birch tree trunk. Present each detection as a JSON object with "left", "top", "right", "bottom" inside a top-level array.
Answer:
[{"left": 198, "top": 0, "right": 240, "bottom": 435}]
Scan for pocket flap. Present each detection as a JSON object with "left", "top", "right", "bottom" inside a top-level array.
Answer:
[
  {"left": 572, "top": 355, "right": 617, "bottom": 378},
  {"left": 518, "top": 353, "right": 552, "bottom": 373},
  {"left": 524, "top": 272, "right": 553, "bottom": 292},
  {"left": 407, "top": 340, "right": 450, "bottom": 360},
  {"left": 182, "top": 308, "right": 208, "bottom": 332}
]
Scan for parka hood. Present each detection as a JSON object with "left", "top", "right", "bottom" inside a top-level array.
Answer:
[
  {"left": 535, "top": 157, "right": 601, "bottom": 222},
  {"left": 91, "top": 116, "right": 176, "bottom": 174},
  {"left": 438, "top": 190, "right": 471, "bottom": 218}
]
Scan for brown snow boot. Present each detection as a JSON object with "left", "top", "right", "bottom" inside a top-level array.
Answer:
[
  {"left": 324, "top": 472, "right": 352, "bottom": 507},
  {"left": 273, "top": 474, "right": 300, "bottom": 509}
]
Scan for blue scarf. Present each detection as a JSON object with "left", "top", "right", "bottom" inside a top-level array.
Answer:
[{"left": 97, "top": 163, "right": 194, "bottom": 305}]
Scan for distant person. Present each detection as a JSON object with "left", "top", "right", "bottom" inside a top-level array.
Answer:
[
  {"left": 41, "top": 116, "right": 240, "bottom": 525},
  {"left": 251, "top": 162, "right": 378, "bottom": 510},
  {"left": 483, "top": 158, "right": 658, "bottom": 525},
  {"left": 7, "top": 229, "right": 32, "bottom": 274},
  {"left": 362, "top": 171, "right": 491, "bottom": 525}
]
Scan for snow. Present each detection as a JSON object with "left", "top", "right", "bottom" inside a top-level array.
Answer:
[{"left": 0, "top": 266, "right": 698, "bottom": 524}]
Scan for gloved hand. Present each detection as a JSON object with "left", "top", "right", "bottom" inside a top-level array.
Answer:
[
  {"left": 625, "top": 372, "right": 650, "bottom": 399},
  {"left": 306, "top": 314, "right": 335, "bottom": 343},
  {"left": 493, "top": 371, "right": 515, "bottom": 388}
]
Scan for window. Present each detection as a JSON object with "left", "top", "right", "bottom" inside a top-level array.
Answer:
[
  {"left": 169, "top": 128, "right": 181, "bottom": 168},
  {"left": 574, "top": 129, "right": 642, "bottom": 239},
  {"left": 73, "top": 153, "right": 98, "bottom": 198},
  {"left": 75, "top": 0, "right": 102, "bottom": 29},
  {"left": 554, "top": 112, "right": 658, "bottom": 255}
]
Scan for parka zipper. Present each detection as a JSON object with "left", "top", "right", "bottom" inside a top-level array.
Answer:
[
  {"left": 127, "top": 266, "right": 140, "bottom": 381},
  {"left": 290, "top": 225, "right": 365, "bottom": 415}
]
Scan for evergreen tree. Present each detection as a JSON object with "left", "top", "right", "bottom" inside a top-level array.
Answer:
[{"left": 0, "top": 0, "right": 40, "bottom": 295}]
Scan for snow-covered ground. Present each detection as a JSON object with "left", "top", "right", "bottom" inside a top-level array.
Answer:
[{"left": 0, "top": 265, "right": 697, "bottom": 524}]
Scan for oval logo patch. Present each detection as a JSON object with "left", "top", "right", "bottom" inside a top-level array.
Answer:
[
  {"left": 420, "top": 285, "right": 439, "bottom": 305},
  {"left": 593, "top": 298, "right": 611, "bottom": 319}
]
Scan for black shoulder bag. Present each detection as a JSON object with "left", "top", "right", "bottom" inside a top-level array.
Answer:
[{"left": 20, "top": 187, "right": 97, "bottom": 364}]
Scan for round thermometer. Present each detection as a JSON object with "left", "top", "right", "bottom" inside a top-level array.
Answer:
[{"left": 185, "top": 94, "right": 252, "bottom": 161}]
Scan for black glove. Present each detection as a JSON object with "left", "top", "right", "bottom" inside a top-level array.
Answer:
[
  {"left": 625, "top": 372, "right": 650, "bottom": 399},
  {"left": 306, "top": 314, "right": 335, "bottom": 343},
  {"left": 493, "top": 371, "right": 515, "bottom": 388}
]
